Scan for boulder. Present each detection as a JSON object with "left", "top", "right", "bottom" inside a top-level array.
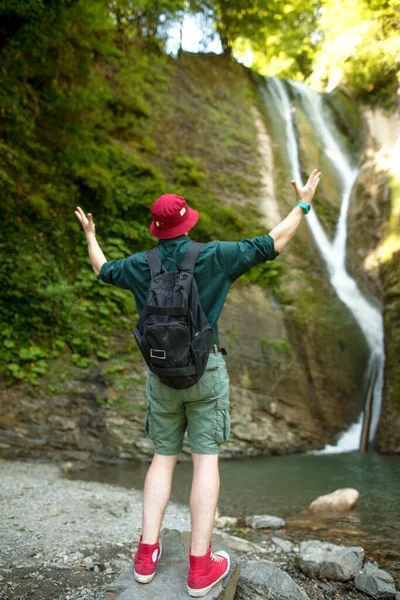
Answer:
[
  {"left": 308, "top": 488, "right": 360, "bottom": 513},
  {"left": 245, "top": 515, "right": 285, "bottom": 530},
  {"left": 297, "top": 540, "right": 364, "bottom": 581},
  {"left": 236, "top": 560, "right": 310, "bottom": 600},
  {"left": 271, "top": 537, "right": 294, "bottom": 553},
  {"left": 216, "top": 532, "right": 267, "bottom": 554},
  {"left": 105, "top": 529, "right": 240, "bottom": 600},
  {"left": 355, "top": 562, "right": 396, "bottom": 599}
]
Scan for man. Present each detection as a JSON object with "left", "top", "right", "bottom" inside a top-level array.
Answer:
[{"left": 75, "top": 168, "right": 320, "bottom": 597}]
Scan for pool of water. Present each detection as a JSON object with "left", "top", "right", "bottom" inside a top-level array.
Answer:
[{"left": 70, "top": 452, "right": 400, "bottom": 568}]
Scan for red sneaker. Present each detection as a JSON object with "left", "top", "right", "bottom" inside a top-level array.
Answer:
[
  {"left": 187, "top": 545, "right": 230, "bottom": 597},
  {"left": 133, "top": 536, "right": 162, "bottom": 583}
]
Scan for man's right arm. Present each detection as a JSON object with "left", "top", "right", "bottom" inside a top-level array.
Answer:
[
  {"left": 75, "top": 206, "right": 107, "bottom": 275},
  {"left": 86, "top": 232, "right": 107, "bottom": 276}
]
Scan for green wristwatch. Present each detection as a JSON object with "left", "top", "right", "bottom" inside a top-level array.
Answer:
[{"left": 296, "top": 201, "right": 311, "bottom": 215}]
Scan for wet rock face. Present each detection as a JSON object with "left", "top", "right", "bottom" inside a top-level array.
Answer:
[
  {"left": 297, "top": 540, "right": 364, "bottom": 582},
  {"left": 0, "top": 362, "right": 151, "bottom": 462},
  {"left": 346, "top": 106, "right": 400, "bottom": 454},
  {"left": 220, "top": 282, "right": 369, "bottom": 456},
  {"left": 376, "top": 248, "right": 400, "bottom": 454},
  {"left": 355, "top": 562, "right": 396, "bottom": 599},
  {"left": 346, "top": 159, "right": 389, "bottom": 301}
]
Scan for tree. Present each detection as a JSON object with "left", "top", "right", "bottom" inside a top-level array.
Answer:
[
  {"left": 108, "top": 0, "right": 187, "bottom": 49},
  {"left": 310, "top": 0, "right": 400, "bottom": 104},
  {"left": 209, "top": 0, "right": 321, "bottom": 77}
]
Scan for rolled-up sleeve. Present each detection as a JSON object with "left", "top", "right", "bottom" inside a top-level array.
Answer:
[
  {"left": 217, "top": 234, "right": 279, "bottom": 281},
  {"left": 96, "top": 258, "right": 131, "bottom": 289}
]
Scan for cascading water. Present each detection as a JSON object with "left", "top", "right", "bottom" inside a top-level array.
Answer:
[{"left": 261, "top": 77, "right": 385, "bottom": 452}]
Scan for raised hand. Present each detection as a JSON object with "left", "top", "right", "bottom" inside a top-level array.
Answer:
[
  {"left": 291, "top": 169, "right": 321, "bottom": 204},
  {"left": 75, "top": 206, "right": 96, "bottom": 237}
]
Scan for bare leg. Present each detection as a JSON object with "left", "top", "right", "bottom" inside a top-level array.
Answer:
[
  {"left": 189, "top": 453, "right": 220, "bottom": 556},
  {"left": 141, "top": 453, "right": 179, "bottom": 544}
]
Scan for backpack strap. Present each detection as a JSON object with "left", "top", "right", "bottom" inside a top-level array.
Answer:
[
  {"left": 147, "top": 248, "right": 163, "bottom": 278},
  {"left": 178, "top": 242, "right": 204, "bottom": 274}
]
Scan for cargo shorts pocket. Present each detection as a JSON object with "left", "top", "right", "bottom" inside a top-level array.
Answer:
[
  {"left": 145, "top": 405, "right": 155, "bottom": 441},
  {"left": 213, "top": 398, "right": 230, "bottom": 444}
]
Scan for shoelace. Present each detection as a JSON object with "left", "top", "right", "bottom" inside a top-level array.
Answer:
[{"left": 211, "top": 553, "right": 224, "bottom": 562}]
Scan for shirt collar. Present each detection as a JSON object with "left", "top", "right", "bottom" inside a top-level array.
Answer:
[{"left": 158, "top": 235, "right": 191, "bottom": 246}]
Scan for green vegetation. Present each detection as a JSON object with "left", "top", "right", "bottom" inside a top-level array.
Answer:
[
  {"left": 260, "top": 338, "right": 291, "bottom": 354},
  {"left": 0, "top": 1, "right": 280, "bottom": 385},
  {"left": 310, "top": 0, "right": 400, "bottom": 107},
  {"left": 209, "top": 0, "right": 319, "bottom": 77}
]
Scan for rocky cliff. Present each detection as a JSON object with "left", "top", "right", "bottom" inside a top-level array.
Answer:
[
  {"left": 347, "top": 106, "right": 400, "bottom": 453},
  {"left": 0, "top": 55, "right": 375, "bottom": 462}
]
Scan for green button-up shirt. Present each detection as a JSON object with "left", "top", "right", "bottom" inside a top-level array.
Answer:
[{"left": 97, "top": 234, "right": 279, "bottom": 344}]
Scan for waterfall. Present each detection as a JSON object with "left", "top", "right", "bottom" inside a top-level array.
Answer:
[{"left": 262, "top": 77, "right": 385, "bottom": 452}]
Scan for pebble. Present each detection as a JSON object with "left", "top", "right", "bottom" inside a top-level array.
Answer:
[
  {"left": 245, "top": 514, "right": 286, "bottom": 530},
  {"left": 272, "top": 537, "right": 294, "bottom": 553}
]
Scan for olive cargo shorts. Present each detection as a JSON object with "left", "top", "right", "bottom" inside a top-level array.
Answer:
[{"left": 145, "top": 351, "right": 230, "bottom": 455}]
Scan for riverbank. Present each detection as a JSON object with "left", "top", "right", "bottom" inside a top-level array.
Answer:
[
  {"left": 0, "top": 460, "right": 191, "bottom": 600},
  {"left": 0, "top": 460, "right": 398, "bottom": 600}
]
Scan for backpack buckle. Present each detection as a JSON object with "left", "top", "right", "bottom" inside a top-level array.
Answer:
[{"left": 150, "top": 349, "right": 166, "bottom": 360}]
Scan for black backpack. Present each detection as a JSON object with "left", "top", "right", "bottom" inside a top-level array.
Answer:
[{"left": 134, "top": 242, "right": 213, "bottom": 390}]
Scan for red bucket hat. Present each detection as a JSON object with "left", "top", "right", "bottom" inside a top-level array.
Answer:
[{"left": 149, "top": 194, "right": 199, "bottom": 239}]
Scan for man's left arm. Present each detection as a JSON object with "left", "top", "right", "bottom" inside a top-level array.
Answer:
[
  {"left": 268, "top": 169, "right": 321, "bottom": 253},
  {"left": 217, "top": 169, "right": 321, "bottom": 280}
]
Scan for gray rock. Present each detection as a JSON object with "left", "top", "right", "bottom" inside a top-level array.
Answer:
[
  {"left": 216, "top": 532, "right": 267, "bottom": 554},
  {"left": 272, "top": 537, "right": 294, "bottom": 553},
  {"left": 245, "top": 515, "right": 285, "bottom": 530},
  {"left": 236, "top": 560, "right": 310, "bottom": 600},
  {"left": 355, "top": 562, "right": 396, "bottom": 599},
  {"left": 395, "top": 593, "right": 400, "bottom": 600},
  {"left": 105, "top": 529, "right": 240, "bottom": 600},
  {"left": 297, "top": 540, "right": 364, "bottom": 581},
  {"left": 82, "top": 556, "right": 95, "bottom": 570}
]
